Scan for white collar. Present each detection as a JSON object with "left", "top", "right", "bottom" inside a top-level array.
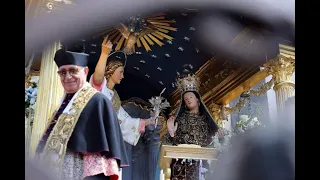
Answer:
[
  {"left": 104, "top": 79, "right": 115, "bottom": 97},
  {"left": 106, "top": 87, "right": 114, "bottom": 96},
  {"left": 57, "top": 82, "right": 91, "bottom": 114}
]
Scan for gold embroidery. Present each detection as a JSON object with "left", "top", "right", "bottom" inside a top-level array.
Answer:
[
  {"left": 162, "top": 112, "right": 213, "bottom": 147},
  {"left": 41, "top": 84, "right": 98, "bottom": 177},
  {"left": 111, "top": 90, "right": 121, "bottom": 113}
]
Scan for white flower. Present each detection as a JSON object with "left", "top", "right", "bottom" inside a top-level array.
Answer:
[
  {"left": 30, "top": 104, "right": 36, "bottom": 110},
  {"left": 25, "top": 95, "right": 28, "bottom": 102},
  {"left": 239, "top": 127, "right": 245, "bottom": 133},
  {"left": 27, "top": 86, "right": 32, "bottom": 92},
  {"left": 239, "top": 115, "right": 250, "bottom": 122},
  {"left": 29, "top": 88, "right": 35, "bottom": 94},
  {"left": 248, "top": 121, "right": 255, "bottom": 127},
  {"left": 30, "top": 98, "right": 36, "bottom": 105},
  {"left": 200, "top": 167, "right": 208, "bottom": 173},
  {"left": 31, "top": 88, "right": 38, "bottom": 96}
]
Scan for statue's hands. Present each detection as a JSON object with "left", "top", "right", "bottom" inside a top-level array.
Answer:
[
  {"left": 216, "top": 128, "right": 225, "bottom": 139},
  {"left": 101, "top": 36, "right": 113, "bottom": 55},
  {"left": 167, "top": 116, "right": 178, "bottom": 137}
]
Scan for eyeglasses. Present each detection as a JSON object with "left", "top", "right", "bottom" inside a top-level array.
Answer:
[{"left": 57, "top": 67, "right": 81, "bottom": 77}]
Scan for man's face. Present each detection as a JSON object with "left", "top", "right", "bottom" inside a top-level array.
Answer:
[{"left": 57, "top": 65, "right": 88, "bottom": 93}]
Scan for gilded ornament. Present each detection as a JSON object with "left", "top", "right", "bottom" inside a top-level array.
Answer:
[{"left": 40, "top": 84, "right": 98, "bottom": 177}]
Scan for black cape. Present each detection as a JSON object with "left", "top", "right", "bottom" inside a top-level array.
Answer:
[{"left": 38, "top": 92, "right": 129, "bottom": 167}]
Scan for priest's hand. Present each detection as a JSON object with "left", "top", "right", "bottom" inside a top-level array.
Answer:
[
  {"left": 101, "top": 35, "right": 113, "bottom": 55},
  {"left": 167, "top": 116, "right": 178, "bottom": 137}
]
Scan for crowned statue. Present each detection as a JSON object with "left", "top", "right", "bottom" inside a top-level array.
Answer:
[{"left": 161, "top": 65, "right": 219, "bottom": 180}]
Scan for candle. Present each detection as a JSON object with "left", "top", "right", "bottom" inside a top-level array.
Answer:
[{"left": 160, "top": 170, "right": 164, "bottom": 180}]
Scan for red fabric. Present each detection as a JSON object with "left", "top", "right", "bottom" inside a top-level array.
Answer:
[
  {"left": 91, "top": 76, "right": 103, "bottom": 92},
  {"left": 139, "top": 120, "right": 146, "bottom": 133},
  {"left": 83, "top": 154, "right": 120, "bottom": 179}
]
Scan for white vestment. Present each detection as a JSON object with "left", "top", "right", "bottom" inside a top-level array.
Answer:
[{"left": 90, "top": 75, "right": 141, "bottom": 146}]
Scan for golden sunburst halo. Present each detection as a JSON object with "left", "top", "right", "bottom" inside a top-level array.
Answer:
[{"left": 98, "top": 13, "right": 177, "bottom": 54}]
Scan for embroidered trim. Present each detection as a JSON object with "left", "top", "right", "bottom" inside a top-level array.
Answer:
[
  {"left": 111, "top": 90, "right": 121, "bottom": 113},
  {"left": 41, "top": 84, "right": 98, "bottom": 177}
]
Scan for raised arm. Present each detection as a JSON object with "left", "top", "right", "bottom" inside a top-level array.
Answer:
[{"left": 92, "top": 36, "right": 113, "bottom": 85}]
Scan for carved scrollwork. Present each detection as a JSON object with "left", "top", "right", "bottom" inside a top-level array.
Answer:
[
  {"left": 214, "top": 61, "right": 237, "bottom": 80},
  {"left": 211, "top": 78, "right": 274, "bottom": 118},
  {"left": 261, "top": 52, "right": 295, "bottom": 112},
  {"left": 249, "top": 78, "right": 274, "bottom": 96},
  {"left": 261, "top": 54, "right": 295, "bottom": 86},
  {"left": 209, "top": 103, "right": 223, "bottom": 122},
  {"left": 199, "top": 60, "right": 237, "bottom": 95}
]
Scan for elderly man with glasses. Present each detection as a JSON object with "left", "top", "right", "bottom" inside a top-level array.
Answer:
[{"left": 36, "top": 49, "right": 129, "bottom": 180}]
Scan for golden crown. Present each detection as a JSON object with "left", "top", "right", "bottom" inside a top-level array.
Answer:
[{"left": 176, "top": 73, "right": 200, "bottom": 93}]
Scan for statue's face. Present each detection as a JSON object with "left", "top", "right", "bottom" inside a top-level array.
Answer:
[
  {"left": 183, "top": 92, "right": 199, "bottom": 110},
  {"left": 110, "top": 66, "right": 124, "bottom": 84}
]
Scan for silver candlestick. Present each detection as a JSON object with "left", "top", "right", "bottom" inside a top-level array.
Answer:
[{"left": 148, "top": 88, "right": 171, "bottom": 128}]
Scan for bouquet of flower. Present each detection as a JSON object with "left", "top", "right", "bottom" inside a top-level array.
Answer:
[
  {"left": 25, "top": 76, "right": 39, "bottom": 129},
  {"left": 148, "top": 88, "right": 170, "bottom": 128},
  {"left": 233, "top": 115, "right": 263, "bottom": 135},
  {"left": 25, "top": 76, "right": 39, "bottom": 110}
]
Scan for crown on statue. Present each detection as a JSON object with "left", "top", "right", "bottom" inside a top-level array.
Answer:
[{"left": 176, "top": 73, "right": 200, "bottom": 93}]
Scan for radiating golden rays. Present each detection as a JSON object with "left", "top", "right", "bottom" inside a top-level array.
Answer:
[{"left": 98, "top": 14, "right": 177, "bottom": 54}]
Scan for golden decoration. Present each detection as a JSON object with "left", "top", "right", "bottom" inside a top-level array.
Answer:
[
  {"left": 224, "top": 98, "right": 248, "bottom": 115},
  {"left": 25, "top": 71, "right": 40, "bottom": 88},
  {"left": 261, "top": 54, "right": 295, "bottom": 90},
  {"left": 210, "top": 77, "right": 274, "bottom": 119},
  {"left": 209, "top": 103, "right": 224, "bottom": 123},
  {"left": 29, "top": 42, "right": 64, "bottom": 156},
  {"left": 159, "top": 144, "right": 217, "bottom": 179},
  {"left": 261, "top": 50, "right": 295, "bottom": 112},
  {"left": 41, "top": 84, "right": 97, "bottom": 176},
  {"left": 218, "top": 47, "right": 294, "bottom": 116},
  {"left": 176, "top": 74, "right": 200, "bottom": 94},
  {"left": 111, "top": 90, "right": 122, "bottom": 113},
  {"left": 249, "top": 78, "right": 274, "bottom": 96},
  {"left": 99, "top": 13, "right": 177, "bottom": 54}
]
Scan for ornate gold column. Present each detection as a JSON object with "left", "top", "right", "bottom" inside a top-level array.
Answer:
[
  {"left": 262, "top": 44, "right": 295, "bottom": 113},
  {"left": 29, "top": 42, "right": 64, "bottom": 156}
]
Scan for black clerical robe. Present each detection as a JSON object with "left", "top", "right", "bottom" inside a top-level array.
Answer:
[{"left": 36, "top": 83, "right": 128, "bottom": 180}]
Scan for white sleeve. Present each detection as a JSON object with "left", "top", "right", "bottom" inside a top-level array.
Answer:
[
  {"left": 89, "top": 74, "right": 107, "bottom": 93},
  {"left": 90, "top": 74, "right": 141, "bottom": 145},
  {"left": 118, "top": 106, "right": 141, "bottom": 146}
]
